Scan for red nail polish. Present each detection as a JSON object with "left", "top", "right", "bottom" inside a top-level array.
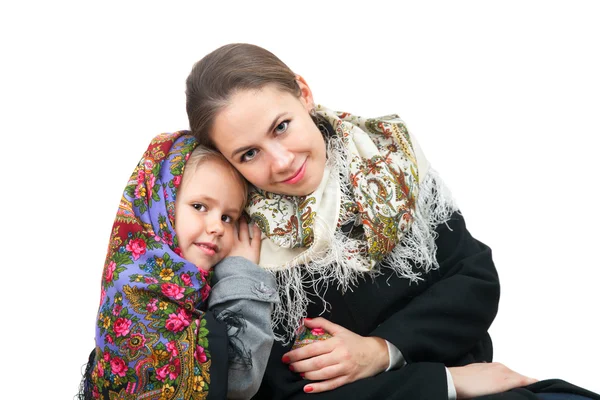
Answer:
[
  {"left": 300, "top": 373, "right": 305, "bottom": 378},
  {"left": 304, "top": 386, "right": 313, "bottom": 393},
  {"left": 289, "top": 364, "right": 294, "bottom": 372},
  {"left": 304, "top": 318, "right": 312, "bottom": 321},
  {"left": 282, "top": 355, "right": 290, "bottom": 364}
]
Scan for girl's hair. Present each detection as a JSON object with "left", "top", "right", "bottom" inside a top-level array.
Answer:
[
  {"left": 184, "top": 145, "right": 248, "bottom": 208},
  {"left": 185, "top": 43, "right": 301, "bottom": 147}
]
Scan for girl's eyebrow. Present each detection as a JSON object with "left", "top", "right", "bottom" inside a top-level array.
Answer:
[{"left": 231, "top": 112, "right": 287, "bottom": 158}]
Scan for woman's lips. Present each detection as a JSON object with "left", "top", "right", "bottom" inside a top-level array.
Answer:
[{"left": 282, "top": 161, "right": 307, "bottom": 184}]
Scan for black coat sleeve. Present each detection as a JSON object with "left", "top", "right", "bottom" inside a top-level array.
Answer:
[{"left": 370, "top": 211, "right": 500, "bottom": 365}]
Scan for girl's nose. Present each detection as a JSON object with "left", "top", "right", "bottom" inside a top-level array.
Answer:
[{"left": 206, "top": 215, "right": 224, "bottom": 236}]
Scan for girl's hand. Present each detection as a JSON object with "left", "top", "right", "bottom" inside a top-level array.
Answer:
[
  {"left": 282, "top": 317, "right": 389, "bottom": 393},
  {"left": 227, "top": 218, "right": 261, "bottom": 264},
  {"left": 449, "top": 362, "right": 538, "bottom": 399}
]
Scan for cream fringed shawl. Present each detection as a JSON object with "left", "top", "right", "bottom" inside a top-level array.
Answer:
[{"left": 246, "top": 106, "right": 458, "bottom": 342}]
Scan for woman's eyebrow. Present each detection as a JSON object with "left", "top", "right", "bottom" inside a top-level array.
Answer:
[{"left": 231, "top": 112, "right": 287, "bottom": 158}]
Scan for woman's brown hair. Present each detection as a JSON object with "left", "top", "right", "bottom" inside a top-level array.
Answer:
[{"left": 185, "top": 43, "right": 301, "bottom": 147}]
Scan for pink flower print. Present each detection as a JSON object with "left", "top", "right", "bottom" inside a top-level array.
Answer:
[
  {"left": 194, "top": 345, "right": 207, "bottom": 364},
  {"left": 155, "top": 363, "right": 170, "bottom": 381},
  {"left": 125, "top": 333, "right": 147, "bottom": 353},
  {"left": 144, "top": 277, "right": 158, "bottom": 284},
  {"left": 112, "top": 304, "right": 122, "bottom": 316},
  {"left": 103, "top": 352, "right": 111, "bottom": 362},
  {"left": 97, "top": 361, "right": 105, "bottom": 377},
  {"left": 167, "top": 358, "right": 181, "bottom": 380},
  {"left": 126, "top": 238, "right": 147, "bottom": 260},
  {"left": 199, "top": 269, "right": 210, "bottom": 280},
  {"left": 100, "top": 288, "right": 106, "bottom": 306},
  {"left": 106, "top": 335, "right": 114, "bottom": 344},
  {"left": 110, "top": 356, "right": 128, "bottom": 377},
  {"left": 174, "top": 247, "right": 183, "bottom": 257},
  {"left": 173, "top": 175, "right": 182, "bottom": 187},
  {"left": 134, "top": 184, "right": 145, "bottom": 199},
  {"left": 310, "top": 328, "right": 326, "bottom": 336},
  {"left": 104, "top": 261, "right": 116, "bottom": 283},
  {"left": 165, "top": 309, "right": 191, "bottom": 332},
  {"left": 200, "top": 282, "right": 211, "bottom": 302},
  {"left": 156, "top": 359, "right": 181, "bottom": 381},
  {"left": 136, "top": 169, "right": 145, "bottom": 184},
  {"left": 113, "top": 317, "right": 132, "bottom": 337},
  {"left": 181, "top": 273, "right": 192, "bottom": 287},
  {"left": 146, "top": 299, "right": 158, "bottom": 313},
  {"left": 166, "top": 341, "right": 179, "bottom": 357},
  {"left": 161, "top": 283, "right": 184, "bottom": 300},
  {"left": 162, "top": 231, "right": 173, "bottom": 245},
  {"left": 144, "top": 159, "right": 154, "bottom": 170},
  {"left": 92, "top": 386, "right": 99, "bottom": 399}
]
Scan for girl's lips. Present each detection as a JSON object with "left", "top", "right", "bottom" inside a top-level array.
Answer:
[
  {"left": 282, "top": 161, "right": 307, "bottom": 184},
  {"left": 195, "top": 242, "right": 218, "bottom": 256}
]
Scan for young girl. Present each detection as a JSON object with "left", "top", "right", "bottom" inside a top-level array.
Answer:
[{"left": 80, "top": 131, "right": 278, "bottom": 399}]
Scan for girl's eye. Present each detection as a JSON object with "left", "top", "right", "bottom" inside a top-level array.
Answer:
[
  {"left": 275, "top": 120, "right": 289, "bottom": 135},
  {"left": 192, "top": 203, "right": 207, "bottom": 211},
  {"left": 241, "top": 149, "right": 258, "bottom": 162},
  {"left": 221, "top": 215, "right": 233, "bottom": 223}
]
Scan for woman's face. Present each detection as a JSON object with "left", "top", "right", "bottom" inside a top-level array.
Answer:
[{"left": 210, "top": 80, "right": 327, "bottom": 196}]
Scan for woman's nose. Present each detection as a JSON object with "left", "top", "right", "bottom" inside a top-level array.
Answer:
[{"left": 269, "top": 145, "right": 294, "bottom": 174}]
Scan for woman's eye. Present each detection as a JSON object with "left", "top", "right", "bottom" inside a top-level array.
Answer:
[
  {"left": 192, "top": 203, "right": 207, "bottom": 211},
  {"left": 221, "top": 215, "right": 233, "bottom": 223},
  {"left": 241, "top": 149, "right": 258, "bottom": 162},
  {"left": 275, "top": 120, "right": 289, "bottom": 135}
]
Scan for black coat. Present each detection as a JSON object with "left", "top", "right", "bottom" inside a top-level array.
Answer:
[{"left": 253, "top": 212, "right": 599, "bottom": 399}]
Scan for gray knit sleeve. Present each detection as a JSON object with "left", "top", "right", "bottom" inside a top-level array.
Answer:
[{"left": 208, "top": 256, "right": 279, "bottom": 400}]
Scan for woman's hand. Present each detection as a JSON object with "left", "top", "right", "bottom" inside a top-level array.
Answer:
[
  {"left": 449, "top": 362, "right": 538, "bottom": 399},
  {"left": 282, "top": 317, "right": 389, "bottom": 393},
  {"left": 227, "top": 218, "right": 261, "bottom": 264}
]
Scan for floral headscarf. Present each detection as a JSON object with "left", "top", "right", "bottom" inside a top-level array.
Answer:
[{"left": 86, "top": 132, "right": 228, "bottom": 399}]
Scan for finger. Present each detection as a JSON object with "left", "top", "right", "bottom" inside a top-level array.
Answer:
[
  {"left": 232, "top": 222, "right": 240, "bottom": 241},
  {"left": 291, "top": 352, "right": 337, "bottom": 374},
  {"left": 300, "top": 362, "right": 344, "bottom": 381},
  {"left": 238, "top": 218, "right": 249, "bottom": 242},
  {"left": 304, "top": 375, "right": 348, "bottom": 394},
  {"left": 250, "top": 223, "right": 262, "bottom": 246},
  {"left": 303, "top": 317, "right": 343, "bottom": 335},
  {"left": 283, "top": 339, "right": 334, "bottom": 363}
]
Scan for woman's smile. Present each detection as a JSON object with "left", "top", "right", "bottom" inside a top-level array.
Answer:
[
  {"left": 281, "top": 159, "right": 307, "bottom": 185},
  {"left": 210, "top": 83, "right": 326, "bottom": 196}
]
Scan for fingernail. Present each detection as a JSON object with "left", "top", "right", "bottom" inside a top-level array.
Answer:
[
  {"left": 304, "top": 318, "right": 312, "bottom": 321},
  {"left": 288, "top": 364, "right": 294, "bottom": 372},
  {"left": 300, "top": 373, "right": 305, "bottom": 378},
  {"left": 282, "top": 355, "right": 290, "bottom": 364},
  {"left": 304, "top": 386, "right": 313, "bottom": 393}
]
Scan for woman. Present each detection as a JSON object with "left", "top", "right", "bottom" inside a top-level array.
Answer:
[{"left": 184, "top": 43, "right": 599, "bottom": 399}]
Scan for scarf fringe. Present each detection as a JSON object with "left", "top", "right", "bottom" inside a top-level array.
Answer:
[{"left": 271, "top": 138, "right": 458, "bottom": 342}]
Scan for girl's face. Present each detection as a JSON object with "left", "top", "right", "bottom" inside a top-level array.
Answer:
[
  {"left": 174, "top": 158, "right": 245, "bottom": 270},
  {"left": 210, "top": 80, "right": 327, "bottom": 196}
]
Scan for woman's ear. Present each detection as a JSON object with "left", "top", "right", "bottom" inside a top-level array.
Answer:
[{"left": 295, "top": 75, "right": 315, "bottom": 112}]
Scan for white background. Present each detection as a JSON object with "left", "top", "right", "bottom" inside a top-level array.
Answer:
[{"left": 1, "top": 0, "right": 598, "bottom": 397}]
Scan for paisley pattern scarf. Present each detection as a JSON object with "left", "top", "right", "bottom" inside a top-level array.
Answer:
[
  {"left": 85, "top": 132, "right": 228, "bottom": 400},
  {"left": 246, "top": 106, "right": 457, "bottom": 341},
  {"left": 248, "top": 106, "right": 420, "bottom": 269}
]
